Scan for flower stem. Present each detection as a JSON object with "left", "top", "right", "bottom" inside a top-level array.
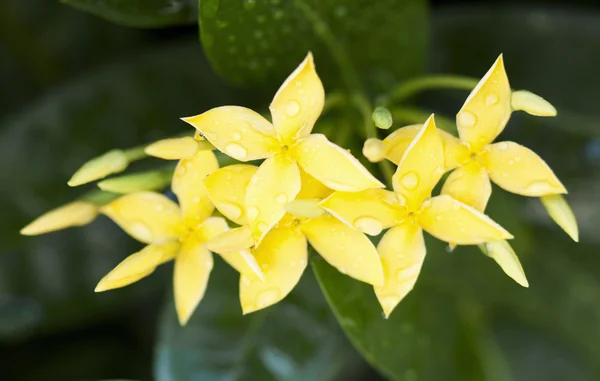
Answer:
[
  {"left": 386, "top": 75, "right": 479, "bottom": 106},
  {"left": 123, "top": 145, "right": 147, "bottom": 162}
]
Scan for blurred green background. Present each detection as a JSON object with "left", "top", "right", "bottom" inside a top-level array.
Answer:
[{"left": 1, "top": 0, "right": 599, "bottom": 380}]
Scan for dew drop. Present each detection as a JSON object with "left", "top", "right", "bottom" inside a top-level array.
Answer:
[
  {"left": 525, "top": 180, "right": 552, "bottom": 194},
  {"left": 218, "top": 202, "right": 242, "bottom": 220},
  {"left": 275, "top": 193, "right": 288, "bottom": 204},
  {"left": 400, "top": 171, "right": 420, "bottom": 190},
  {"left": 497, "top": 142, "right": 509, "bottom": 150},
  {"left": 193, "top": 196, "right": 201, "bottom": 204},
  {"left": 457, "top": 111, "right": 477, "bottom": 128},
  {"left": 232, "top": 132, "right": 242, "bottom": 141},
  {"left": 515, "top": 156, "right": 521, "bottom": 162},
  {"left": 257, "top": 288, "right": 280, "bottom": 307},
  {"left": 396, "top": 265, "right": 420, "bottom": 282},
  {"left": 130, "top": 221, "right": 153, "bottom": 242},
  {"left": 285, "top": 100, "right": 300, "bottom": 117},
  {"left": 353, "top": 217, "right": 383, "bottom": 236},
  {"left": 485, "top": 93, "right": 499, "bottom": 106},
  {"left": 396, "top": 253, "right": 405, "bottom": 259},
  {"left": 225, "top": 143, "right": 248, "bottom": 160},
  {"left": 247, "top": 206, "right": 259, "bottom": 220},
  {"left": 339, "top": 267, "right": 347, "bottom": 274},
  {"left": 257, "top": 221, "right": 269, "bottom": 232},
  {"left": 155, "top": 204, "right": 164, "bottom": 212},
  {"left": 295, "top": 80, "right": 303, "bottom": 87}
]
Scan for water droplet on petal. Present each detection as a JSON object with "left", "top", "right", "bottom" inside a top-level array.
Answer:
[
  {"left": 247, "top": 206, "right": 259, "bottom": 220},
  {"left": 353, "top": 217, "right": 383, "bottom": 236},
  {"left": 497, "top": 142, "right": 509, "bottom": 150},
  {"left": 257, "top": 288, "right": 280, "bottom": 308},
  {"left": 232, "top": 132, "right": 242, "bottom": 141},
  {"left": 525, "top": 180, "right": 553, "bottom": 194},
  {"left": 515, "top": 156, "right": 521, "bottom": 162},
  {"left": 275, "top": 193, "right": 288, "bottom": 204},
  {"left": 155, "top": 204, "right": 164, "bottom": 212},
  {"left": 396, "top": 264, "right": 420, "bottom": 282},
  {"left": 458, "top": 111, "right": 477, "bottom": 129},
  {"left": 485, "top": 93, "right": 499, "bottom": 106},
  {"left": 130, "top": 221, "right": 153, "bottom": 242},
  {"left": 339, "top": 267, "right": 347, "bottom": 274},
  {"left": 396, "top": 253, "right": 405, "bottom": 259},
  {"left": 285, "top": 100, "right": 300, "bottom": 117},
  {"left": 218, "top": 202, "right": 242, "bottom": 220},
  {"left": 400, "top": 171, "right": 420, "bottom": 190},
  {"left": 193, "top": 196, "right": 200, "bottom": 203},
  {"left": 225, "top": 143, "right": 248, "bottom": 160},
  {"left": 257, "top": 221, "right": 268, "bottom": 232}
]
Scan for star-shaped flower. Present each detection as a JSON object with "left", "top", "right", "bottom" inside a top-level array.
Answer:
[
  {"left": 182, "top": 53, "right": 383, "bottom": 245},
  {"left": 320, "top": 115, "right": 513, "bottom": 317},
  {"left": 203, "top": 165, "right": 384, "bottom": 314},
  {"left": 95, "top": 150, "right": 261, "bottom": 325}
]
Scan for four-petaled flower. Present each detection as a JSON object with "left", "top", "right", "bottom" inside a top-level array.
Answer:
[
  {"left": 95, "top": 150, "right": 261, "bottom": 325},
  {"left": 203, "top": 165, "right": 384, "bottom": 314},
  {"left": 182, "top": 53, "right": 383, "bottom": 245},
  {"left": 321, "top": 115, "right": 513, "bottom": 317}
]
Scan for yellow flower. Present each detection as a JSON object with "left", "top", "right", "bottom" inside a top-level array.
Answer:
[
  {"left": 203, "top": 165, "right": 384, "bottom": 314},
  {"left": 95, "top": 150, "right": 261, "bottom": 325},
  {"left": 182, "top": 53, "right": 383, "bottom": 245},
  {"left": 320, "top": 115, "right": 513, "bottom": 317}
]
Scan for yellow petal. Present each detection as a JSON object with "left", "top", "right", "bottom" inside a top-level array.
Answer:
[
  {"left": 195, "top": 216, "right": 228, "bottom": 241},
  {"left": 297, "top": 168, "right": 331, "bottom": 199},
  {"left": 391, "top": 115, "right": 445, "bottom": 211},
  {"left": 68, "top": 149, "right": 129, "bottom": 187},
  {"left": 21, "top": 201, "right": 97, "bottom": 236},
  {"left": 240, "top": 226, "right": 307, "bottom": 314},
  {"left": 363, "top": 138, "right": 387, "bottom": 163},
  {"left": 456, "top": 54, "right": 512, "bottom": 151},
  {"left": 101, "top": 192, "right": 183, "bottom": 244},
  {"left": 441, "top": 161, "right": 492, "bottom": 212},
  {"left": 481, "top": 141, "right": 566, "bottom": 196},
  {"left": 301, "top": 215, "right": 384, "bottom": 286},
  {"left": 285, "top": 199, "right": 325, "bottom": 219},
  {"left": 511, "top": 90, "right": 557, "bottom": 117},
  {"left": 320, "top": 189, "right": 406, "bottom": 236},
  {"left": 144, "top": 137, "right": 199, "bottom": 160},
  {"left": 204, "top": 164, "right": 258, "bottom": 225},
  {"left": 95, "top": 242, "right": 179, "bottom": 292},
  {"left": 270, "top": 52, "right": 324, "bottom": 143},
  {"left": 181, "top": 106, "right": 280, "bottom": 161},
  {"left": 540, "top": 194, "right": 578, "bottom": 242},
  {"left": 206, "top": 225, "right": 254, "bottom": 254},
  {"left": 383, "top": 124, "right": 469, "bottom": 170},
  {"left": 174, "top": 235, "right": 213, "bottom": 325},
  {"left": 294, "top": 133, "right": 384, "bottom": 192},
  {"left": 246, "top": 154, "right": 301, "bottom": 244},
  {"left": 221, "top": 249, "right": 264, "bottom": 282},
  {"left": 418, "top": 195, "right": 513, "bottom": 245},
  {"left": 374, "top": 222, "right": 425, "bottom": 318},
  {"left": 482, "top": 240, "right": 529, "bottom": 287},
  {"left": 172, "top": 150, "right": 219, "bottom": 224}
]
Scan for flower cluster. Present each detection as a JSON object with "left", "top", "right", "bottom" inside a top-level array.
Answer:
[{"left": 21, "top": 53, "right": 578, "bottom": 323}]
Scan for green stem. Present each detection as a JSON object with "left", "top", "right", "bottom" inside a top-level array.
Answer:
[
  {"left": 387, "top": 75, "right": 479, "bottom": 106},
  {"left": 323, "top": 91, "right": 348, "bottom": 114},
  {"left": 391, "top": 107, "right": 456, "bottom": 135},
  {"left": 123, "top": 145, "right": 147, "bottom": 162}
]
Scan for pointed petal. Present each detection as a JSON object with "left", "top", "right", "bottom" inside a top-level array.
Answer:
[
  {"left": 206, "top": 225, "right": 254, "bottom": 254},
  {"left": 21, "top": 201, "right": 97, "bottom": 236},
  {"left": 68, "top": 149, "right": 128, "bottom": 186},
  {"left": 419, "top": 195, "right": 513, "bottom": 245},
  {"left": 540, "top": 194, "right": 578, "bottom": 242},
  {"left": 195, "top": 216, "right": 229, "bottom": 241},
  {"left": 457, "top": 54, "right": 512, "bottom": 151},
  {"left": 101, "top": 192, "right": 183, "bottom": 244},
  {"left": 441, "top": 161, "right": 492, "bottom": 212},
  {"left": 320, "top": 189, "right": 406, "bottom": 236},
  {"left": 204, "top": 164, "right": 258, "bottom": 225},
  {"left": 144, "top": 137, "right": 199, "bottom": 160},
  {"left": 482, "top": 240, "right": 529, "bottom": 287},
  {"left": 297, "top": 168, "right": 331, "bottom": 199},
  {"left": 481, "top": 141, "right": 566, "bottom": 196},
  {"left": 511, "top": 90, "right": 557, "bottom": 117},
  {"left": 246, "top": 154, "right": 301, "bottom": 244},
  {"left": 375, "top": 223, "right": 425, "bottom": 318},
  {"left": 301, "top": 215, "right": 384, "bottom": 286},
  {"left": 181, "top": 106, "right": 279, "bottom": 161},
  {"left": 172, "top": 150, "right": 219, "bottom": 224},
  {"left": 95, "top": 242, "right": 179, "bottom": 292},
  {"left": 384, "top": 124, "right": 469, "bottom": 170},
  {"left": 294, "top": 134, "right": 383, "bottom": 192},
  {"left": 174, "top": 236, "right": 213, "bottom": 325},
  {"left": 392, "top": 115, "right": 445, "bottom": 210},
  {"left": 270, "top": 52, "right": 324, "bottom": 143},
  {"left": 240, "top": 226, "right": 307, "bottom": 314}
]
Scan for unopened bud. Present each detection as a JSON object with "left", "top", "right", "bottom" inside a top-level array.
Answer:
[
  {"left": 540, "top": 194, "right": 578, "bottom": 242},
  {"left": 98, "top": 171, "right": 172, "bottom": 194},
  {"left": 145, "top": 137, "right": 199, "bottom": 160},
  {"left": 480, "top": 240, "right": 529, "bottom": 287},
  {"left": 20, "top": 201, "right": 98, "bottom": 236},
  {"left": 285, "top": 198, "right": 324, "bottom": 219},
  {"left": 68, "top": 150, "right": 128, "bottom": 187},
  {"left": 362, "top": 138, "right": 386, "bottom": 163},
  {"left": 372, "top": 107, "right": 393, "bottom": 130},
  {"left": 511, "top": 90, "right": 557, "bottom": 117},
  {"left": 206, "top": 225, "right": 254, "bottom": 254}
]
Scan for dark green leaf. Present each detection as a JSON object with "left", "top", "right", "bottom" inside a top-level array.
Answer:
[
  {"left": 155, "top": 260, "right": 365, "bottom": 381},
  {"left": 199, "top": 0, "right": 427, "bottom": 93},
  {"left": 0, "top": 41, "right": 235, "bottom": 341},
  {"left": 61, "top": 0, "right": 198, "bottom": 27}
]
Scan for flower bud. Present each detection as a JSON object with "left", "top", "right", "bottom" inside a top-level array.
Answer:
[
  {"left": 511, "top": 90, "right": 557, "bottom": 117},
  {"left": 481, "top": 240, "right": 529, "bottom": 287},
  {"left": 372, "top": 107, "right": 393, "bottom": 129},
  {"left": 145, "top": 137, "right": 199, "bottom": 160},
  {"left": 68, "top": 150, "right": 128, "bottom": 187},
  {"left": 20, "top": 201, "right": 98, "bottom": 236},
  {"left": 540, "top": 194, "right": 578, "bottom": 242},
  {"left": 362, "top": 138, "right": 386, "bottom": 163},
  {"left": 97, "top": 171, "right": 172, "bottom": 194}
]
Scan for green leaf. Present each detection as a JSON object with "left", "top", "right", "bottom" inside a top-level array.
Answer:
[
  {"left": 155, "top": 260, "right": 365, "bottom": 381},
  {"left": 0, "top": 41, "right": 234, "bottom": 341},
  {"left": 61, "top": 0, "right": 198, "bottom": 27},
  {"left": 199, "top": 0, "right": 427, "bottom": 93}
]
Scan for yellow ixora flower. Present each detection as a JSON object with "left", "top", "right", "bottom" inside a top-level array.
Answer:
[
  {"left": 320, "top": 115, "right": 513, "bottom": 318},
  {"left": 181, "top": 52, "right": 383, "bottom": 245},
  {"left": 95, "top": 150, "right": 261, "bottom": 325},
  {"left": 202, "top": 164, "right": 384, "bottom": 314}
]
